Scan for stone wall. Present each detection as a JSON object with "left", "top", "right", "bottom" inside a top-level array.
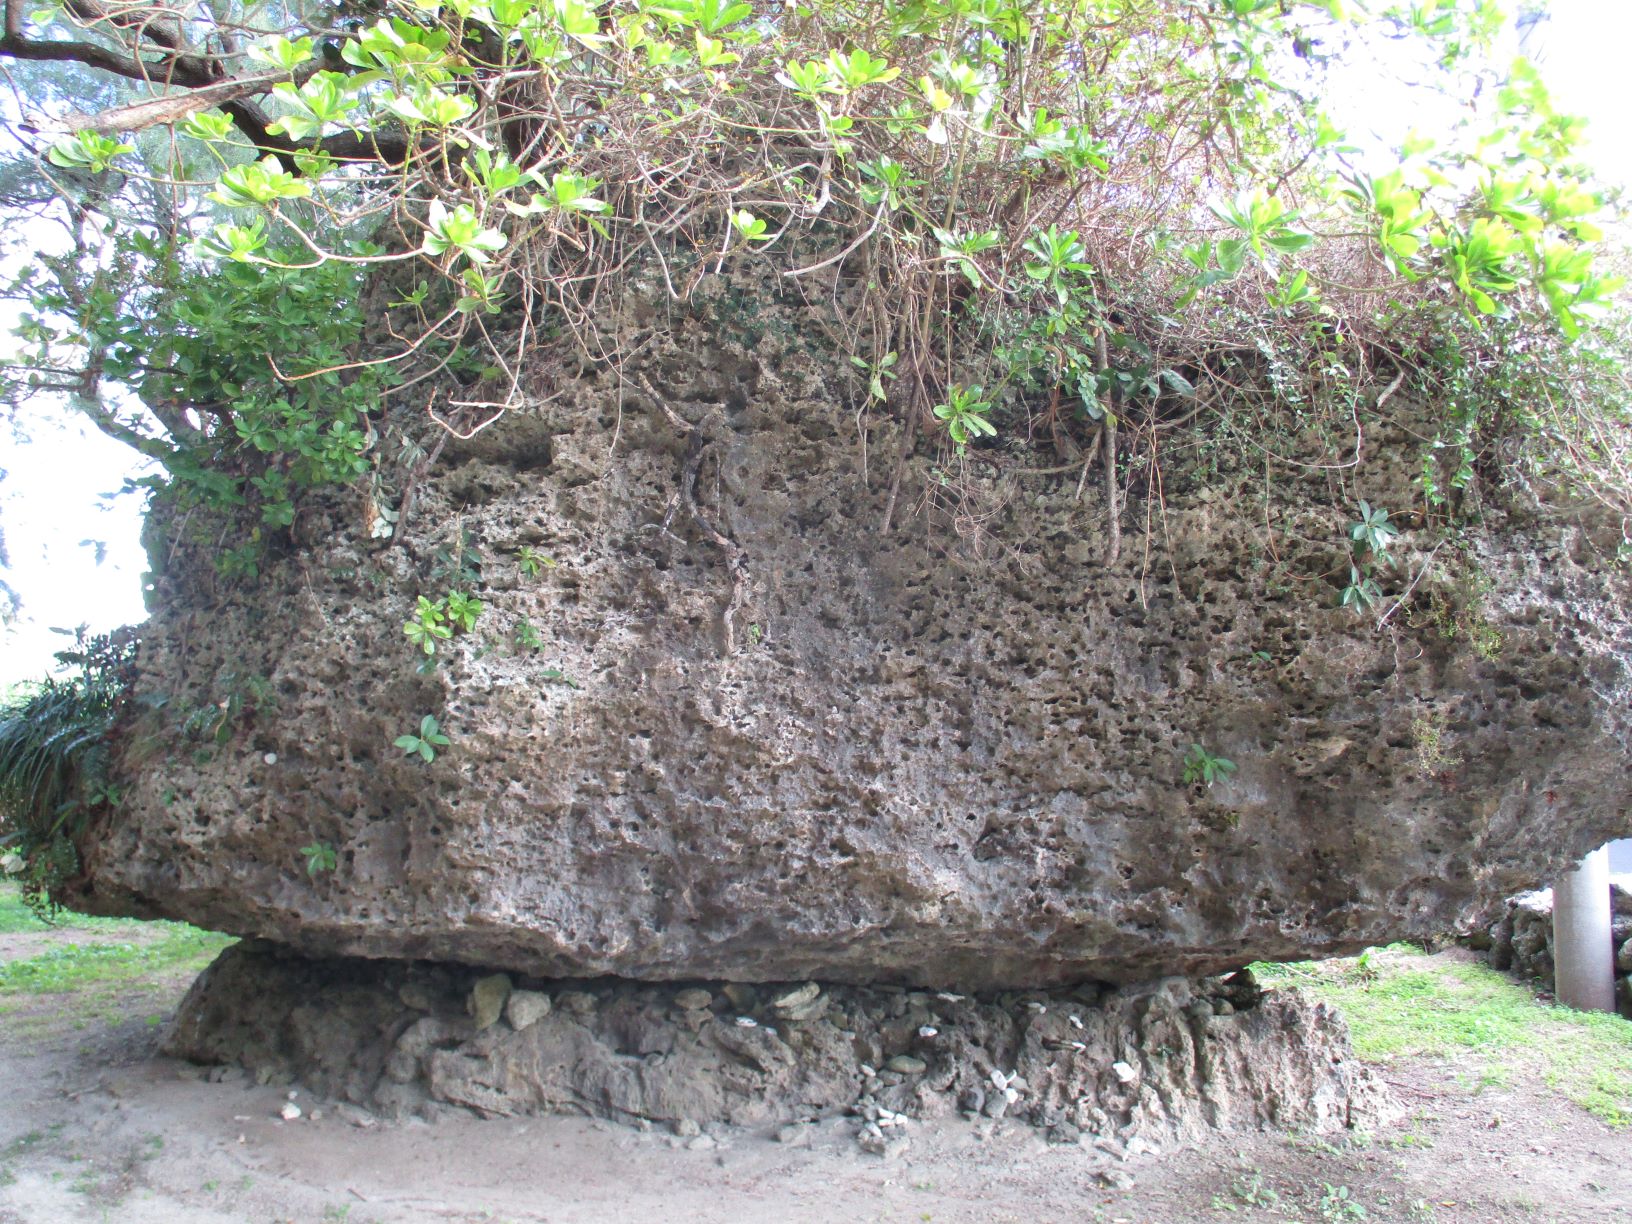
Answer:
[{"left": 1482, "top": 882, "right": 1632, "bottom": 1018}]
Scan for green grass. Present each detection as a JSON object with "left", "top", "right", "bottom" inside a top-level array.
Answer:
[
  {"left": 1255, "top": 945, "right": 1632, "bottom": 1127},
  {"left": 0, "top": 884, "right": 147, "bottom": 935},
  {"left": 0, "top": 883, "right": 232, "bottom": 997}
]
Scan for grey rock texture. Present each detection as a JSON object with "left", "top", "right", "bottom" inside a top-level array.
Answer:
[
  {"left": 69, "top": 275, "right": 1632, "bottom": 988},
  {"left": 165, "top": 942, "right": 1384, "bottom": 1145}
]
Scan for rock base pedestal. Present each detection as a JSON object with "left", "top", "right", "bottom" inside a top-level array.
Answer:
[{"left": 166, "top": 943, "right": 1386, "bottom": 1152}]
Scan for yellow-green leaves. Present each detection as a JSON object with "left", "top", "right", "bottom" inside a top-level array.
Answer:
[
  {"left": 779, "top": 49, "right": 899, "bottom": 99},
  {"left": 422, "top": 201, "right": 507, "bottom": 264},
  {"left": 268, "top": 73, "right": 360, "bottom": 142},
  {"left": 505, "top": 171, "right": 609, "bottom": 219},
  {"left": 341, "top": 16, "right": 457, "bottom": 78},
  {"left": 934, "top": 228, "right": 1001, "bottom": 290},
  {"left": 247, "top": 34, "right": 315, "bottom": 72},
  {"left": 731, "top": 210, "right": 771, "bottom": 243},
  {"left": 384, "top": 85, "right": 477, "bottom": 127},
  {"left": 195, "top": 218, "right": 270, "bottom": 263},
  {"left": 45, "top": 131, "right": 132, "bottom": 174},
  {"left": 647, "top": 0, "right": 752, "bottom": 36},
  {"left": 209, "top": 158, "right": 313, "bottom": 207},
  {"left": 181, "top": 111, "right": 235, "bottom": 143},
  {"left": 933, "top": 384, "right": 996, "bottom": 450}
]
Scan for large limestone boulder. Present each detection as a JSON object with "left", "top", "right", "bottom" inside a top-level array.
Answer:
[{"left": 69, "top": 284, "right": 1632, "bottom": 989}]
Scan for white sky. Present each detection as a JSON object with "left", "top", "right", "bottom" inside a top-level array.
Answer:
[{"left": 0, "top": 0, "right": 1627, "bottom": 686}]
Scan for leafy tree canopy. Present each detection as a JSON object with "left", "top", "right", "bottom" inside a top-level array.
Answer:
[{"left": 0, "top": 0, "right": 1627, "bottom": 559}]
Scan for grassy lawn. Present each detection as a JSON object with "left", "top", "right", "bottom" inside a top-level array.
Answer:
[
  {"left": 0, "top": 884, "right": 233, "bottom": 1000},
  {"left": 1255, "top": 944, "right": 1632, "bottom": 1127}
]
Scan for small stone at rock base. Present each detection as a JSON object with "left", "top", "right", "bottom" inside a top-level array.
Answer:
[
  {"left": 885, "top": 1055, "right": 927, "bottom": 1074},
  {"left": 1096, "top": 1169, "right": 1135, "bottom": 1190},
  {"left": 722, "top": 983, "right": 758, "bottom": 1010},
  {"left": 279, "top": 1102, "right": 302, "bottom": 1121},
  {"left": 770, "top": 981, "right": 821, "bottom": 1011},
  {"left": 1048, "top": 1121, "right": 1082, "bottom": 1145},
  {"left": 674, "top": 988, "right": 713, "bottom": 1011},
  {"left": 556, "top": 990, "right": 596, "bottom": 1018},
  {"left": 686, "top": 1135, "right": 717, "bottom": 1152},
  {"left": 469, "top": 974, "right": 512, "bottom": 1030},
  {"left": 778, "top": 997, "right": 827, "bottom": 1023},
  {"left": 334, "top": 1104, "right": 377, "bottom": 1129},
  {"left": 398, "top": 981, "right": 436, "bottom": 1012},
  {"left": 858, "top": 1130, "right": 910, "bottom": 1160},
  {"left": 505, "top": 989, "right": 552, "bottom": 1030},
  {"left": 673, "top": 1118, "right": 701, "bottom": 1138},
  {"left": 776, "top": 1123, "right": 811, "bottom": 1147},
  {"left": 1212, "top": 999, "right": 1235, "bottom": 1016}
]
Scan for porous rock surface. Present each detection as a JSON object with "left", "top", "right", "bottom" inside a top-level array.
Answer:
[
  {"left": 165, "top": 942, "right": 1383, "bottom": 1145},
  {"left": 71, "top": 273, "right": 1632, "bottom": 989}
]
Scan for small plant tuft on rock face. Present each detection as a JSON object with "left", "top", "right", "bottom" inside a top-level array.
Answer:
[
  {"left": 300, "top": 841, "right": 337, "bottom": 878},
  {"left": 403, "top": 596, "right": 452, "bottom": 656},
  {"left": 1348, "top": 500, "right": 1399, "bottom": 557},
  {"left": 513, "top": 618, "right": 544, "bottom": 652},
  {"left": 516, "top": 546, "right": 556, "bottom": 579},
  {"left": 394, "top": 715, "right": 450, "bottom": 763},
  {"left": 1340, "top": 566, "right": 1382, "bottom": 612},
  {"left": 1183, "top": 743, "right": 1237, "bottom": 787},
  {"left": 444, "top": 591, "right": 483, "bottom": 632},
  {"left": 932, "top": 384, "right": 996, "bottom": 451}
]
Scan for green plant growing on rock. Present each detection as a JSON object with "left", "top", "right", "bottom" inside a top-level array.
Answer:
[
  {"left": 1349, "top": 501, "right": 1400, "bottom": 557},
  {"left": 431, "top": 532, "right": 484, "bottom": 589},
  {"left": 1341, "top": 501, "right": 1399, "bottom": 615},
  {"left": 516, "top": 547, "right": 555, "bottom": 579},
  {"left": 445, "top": 591, "right": 483, "bottom": 632},
  {"left": 300, "top": 842, "right": 337, "bottom": 878},
  {"left": 933, "top": 385, "right": 996, "bottom": 452},
  {"left": 1340, "top": 567, "right": 1383, "bottom": 612},
  {"left": 403, "top": 596, "right": 452, "bottom": 656},
  {"left": 1183, "top": 744, "right": 1237, "bottom": 788},
  {"left": 513, "top": 619, "right": 544, "bottom": 652},
  {"left": 394, "top": 715, "right": 450, "bottom": 763},
  {"left": 180, "top": 671, "right": 275, "bottom": 746},
  {"left": 1411, "top": 710, "right": 1462, "bottom": 777}
]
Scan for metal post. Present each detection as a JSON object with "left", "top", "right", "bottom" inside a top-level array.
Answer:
[{"left": 1553, "top": 846, "right": 1614, "bottom": 1013}]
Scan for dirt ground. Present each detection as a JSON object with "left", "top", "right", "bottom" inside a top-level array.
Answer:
[{"left": 1, "top": 930, "right": 1629, "bottom": 1224}]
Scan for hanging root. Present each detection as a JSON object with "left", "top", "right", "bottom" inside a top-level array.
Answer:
[{"left": 639, "top": 374, "right": 752, "bottom": 655}]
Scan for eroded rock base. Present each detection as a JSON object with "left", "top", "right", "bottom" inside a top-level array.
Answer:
[{"left": 167, "top": 943, "right": 1386, "bottom": 1152}]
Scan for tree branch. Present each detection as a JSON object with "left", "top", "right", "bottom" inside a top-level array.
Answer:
[{"left": 1, "top": 0, "right": 410, "bottom": 168}]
